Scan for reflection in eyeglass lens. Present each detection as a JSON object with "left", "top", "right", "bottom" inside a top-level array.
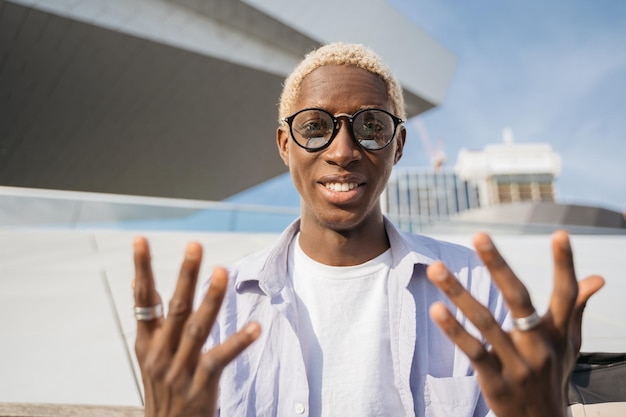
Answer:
[
  {"left": 291, "top": 109, "right": 396, "bottom": 150},
  {"left": 354, "top": 111, "right": 391, "bottom": 149},
  {"left": 294, "top": 110, "right": 334, "bottom": 149}
]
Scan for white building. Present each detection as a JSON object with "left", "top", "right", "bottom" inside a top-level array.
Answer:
[{"left": 455, "top": 128, "right": 562, "bottom": 207}]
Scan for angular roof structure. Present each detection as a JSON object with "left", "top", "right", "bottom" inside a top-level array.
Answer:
[{"left": 0, "top": 0, "right": 456, "bottom": 200}]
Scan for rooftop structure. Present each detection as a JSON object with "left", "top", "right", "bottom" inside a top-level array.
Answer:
[{"left": 455, "top": 128, "right": 562, "bottom": 207}]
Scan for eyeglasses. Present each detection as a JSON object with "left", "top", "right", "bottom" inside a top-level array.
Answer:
[{"left": 283, "top": 108, "right": 404, "bottom": 151}]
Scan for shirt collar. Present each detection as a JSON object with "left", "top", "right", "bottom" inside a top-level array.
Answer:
[
  {"left": 383, "top": 217, "right": 440, "bottom": 287},
  {"left": 234, "top": 218, "right": 301, "bottom": 297},
  {"left": 235, "top": 217, "right": 443, "bottom": 296}
]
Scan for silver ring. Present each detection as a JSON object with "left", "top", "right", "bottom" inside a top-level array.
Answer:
[
  {"left": 512, "top": 311, "right": 541, "bottom": 331},
  {"left": 134, "top": 304, "right": 164, "bottom": 321}
]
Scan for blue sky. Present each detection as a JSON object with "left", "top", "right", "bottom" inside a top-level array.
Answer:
[{"left": 228, "top": 0, "right": 626, "bottom": 213}]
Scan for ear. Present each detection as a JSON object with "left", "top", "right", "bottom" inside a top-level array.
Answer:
[
  {"left": 276, "top": 126, "right": 290, "bottom": 167},
  {"left": 393, "top": 126, "right": 406, "bottom": 165}
]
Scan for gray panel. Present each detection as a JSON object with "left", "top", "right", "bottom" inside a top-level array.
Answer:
[
  {"left": 174, "top": 0, "right": 320, "bottom": 56},
  {"left": 451, "top": 202, "right": 626, "bottom": 232},
  {"left": 0, "top": 2, "right": 286, "bottom": 200}
]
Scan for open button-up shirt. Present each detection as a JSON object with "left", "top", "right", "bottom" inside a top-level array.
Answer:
[{"left": 198, "top": 218, "right": 508, "bottom": 417}]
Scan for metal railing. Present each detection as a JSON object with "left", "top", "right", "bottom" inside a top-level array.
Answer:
[{"left": 0, "top": 186, "right": 299, "bottom": 233}]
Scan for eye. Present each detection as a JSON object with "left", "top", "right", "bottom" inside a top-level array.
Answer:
[
  {"left": 361, "top": 120, "right": 385, "bottom": 134},
  {"left": 301, "top": 120, "right": 326, "bottom": 135},
  {"left": 358, "top": 117, "right": 386, "bottom": 139},
  {"left": 352, "top": 110, "right": 396, "bottom": 149},
  {"left": 295, "top": 115, "right": 332, "bottom": 138},
  {"left": 288, "top": 109, "right": 337, "bottom": 149}
]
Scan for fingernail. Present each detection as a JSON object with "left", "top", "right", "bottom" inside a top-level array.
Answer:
[
  {"left": 474, "top": 235, "right": 493, "bottom": 251},
  {"left": 431, "top": 305, "right": 449, "bottom": 321},
  {"left": 185, "top": 243, "right": 199, "bottom": 260},
  {"left": 245, "top": 322, "right": 261, "bottom": 336},
  {"left": 558, "top": 234, "right": 571, "bottom": 250},
  {"left": 430, "top": 264, "right": 448, "bottom": 282}
]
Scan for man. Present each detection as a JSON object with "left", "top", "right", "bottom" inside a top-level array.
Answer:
[{"left": 132, "top": 43, "right": 604, "bottom": 417}]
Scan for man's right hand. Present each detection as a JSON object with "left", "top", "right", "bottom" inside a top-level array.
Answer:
[{"left": 133, "top": 237, "right": 261, "bottom": 417}]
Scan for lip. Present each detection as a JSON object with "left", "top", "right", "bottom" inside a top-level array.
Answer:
[
  {"left": 318, "top": 173, "right": 367, "bottom": 184},
  {"left": 317, "top": 174, "right": 367, "bottom": 205}
]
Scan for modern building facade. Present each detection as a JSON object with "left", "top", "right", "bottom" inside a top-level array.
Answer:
[{"left": 0, "top": 0, "right": 457, "bottom": 200}]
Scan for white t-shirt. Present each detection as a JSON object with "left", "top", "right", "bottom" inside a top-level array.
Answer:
[{"left": 291, "top": 234, "right": 405, "bottom": 417}]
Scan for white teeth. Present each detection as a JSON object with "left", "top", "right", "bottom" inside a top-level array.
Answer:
[{"left": 325, "top": 182, "right": 358, "bottom": 192}]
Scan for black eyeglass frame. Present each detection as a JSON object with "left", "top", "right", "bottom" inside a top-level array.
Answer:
[{"left": 282, "top": 107, "right": 405, "bottom": 152}]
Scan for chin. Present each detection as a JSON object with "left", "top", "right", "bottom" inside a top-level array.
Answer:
[{"left": 310, "top": 206, "right": 382, "bottom": 232}]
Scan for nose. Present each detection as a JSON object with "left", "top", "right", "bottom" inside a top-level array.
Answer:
[{"left": 323, "top": 119, "right": 361, "bottom": 167}]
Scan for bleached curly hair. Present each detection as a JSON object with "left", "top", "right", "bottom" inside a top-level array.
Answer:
[{"left": 278, "top": 43, "right": 406, "bottom": 123}]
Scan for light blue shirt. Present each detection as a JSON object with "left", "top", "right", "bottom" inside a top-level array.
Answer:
[{"left": 198, "top": 218, "right": 508, "bottom": 417}]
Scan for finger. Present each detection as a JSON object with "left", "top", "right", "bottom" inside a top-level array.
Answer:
[
  {"left": 549, "top": 231, "right": 579, "bottom": 330},
  {"left": 160, "top": 242, "right": 203, "bottom": 354},
  {"left": 190, "top": 322, "right": 261, "bottom": 395},
  {"left": 171, "top": 267, "right": 230, "bottom": 373},
  {"left": 576, "top": 275, "right": 605, "bottom": 309},
  {"left": 427, "top": 261, "right": 518, "bottom": 363},
  {"left": 429, "top": 302, "right": 494, "bottom": 364},
  {"left": 568, "top": 275, "right": 605, "bottom": 350},
  {"left": 133, "top": 237, "right": 163, "bottom": 337},
  {"left": 473, "top": 233, "right": 535, "bottom": 319}
]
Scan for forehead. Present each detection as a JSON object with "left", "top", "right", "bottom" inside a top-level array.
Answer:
[{"left": 293, "top": 65, "right": 391, "bottom": 113}]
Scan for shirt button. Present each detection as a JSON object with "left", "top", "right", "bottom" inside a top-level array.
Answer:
[{"left": 295, "top": 403, "right": 305, "bottom": 414}]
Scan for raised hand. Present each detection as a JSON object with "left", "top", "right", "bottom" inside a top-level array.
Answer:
[
  {"left": 133, "top": 237, "right": 261, "bottom": 417},
  {"left": 427, "top": 231, "right": 605, "bottom": 417}
]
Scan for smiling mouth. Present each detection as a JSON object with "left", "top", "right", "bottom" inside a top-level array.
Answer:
[{"left": 324, "top": 182, "right": 359, "bottom": 192}]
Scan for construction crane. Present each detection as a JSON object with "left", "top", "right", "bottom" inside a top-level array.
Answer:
[{"left": 412, "top": 117, "right": 446, "bottom": 172}]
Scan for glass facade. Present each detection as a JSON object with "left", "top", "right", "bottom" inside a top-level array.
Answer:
[{"left": 383, "top": 168, "right": 480, "bottom": 232}]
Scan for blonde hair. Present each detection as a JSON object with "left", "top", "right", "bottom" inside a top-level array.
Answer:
[{"left": 278, "top": 43, "right": 406, "bottom": 122}]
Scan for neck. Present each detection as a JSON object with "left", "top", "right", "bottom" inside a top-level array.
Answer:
[{"left": 298, "top": 213, "right": 389, "bottom": 266}]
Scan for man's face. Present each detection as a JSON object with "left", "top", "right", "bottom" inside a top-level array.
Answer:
[{"left": 277, "top": 65, "right": 405, "bottom": 232}]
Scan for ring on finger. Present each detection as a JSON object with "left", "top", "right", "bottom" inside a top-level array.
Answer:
[
  {"left": 134, "top": 304, "right": 164, "bottom": 321},
  {"left": 512, "top": 310, "right": 541, "bottom": 331}
]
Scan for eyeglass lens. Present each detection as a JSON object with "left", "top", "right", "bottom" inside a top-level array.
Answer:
[{"left": 291, "top": 109, "right": 396, "bottom": 150}]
